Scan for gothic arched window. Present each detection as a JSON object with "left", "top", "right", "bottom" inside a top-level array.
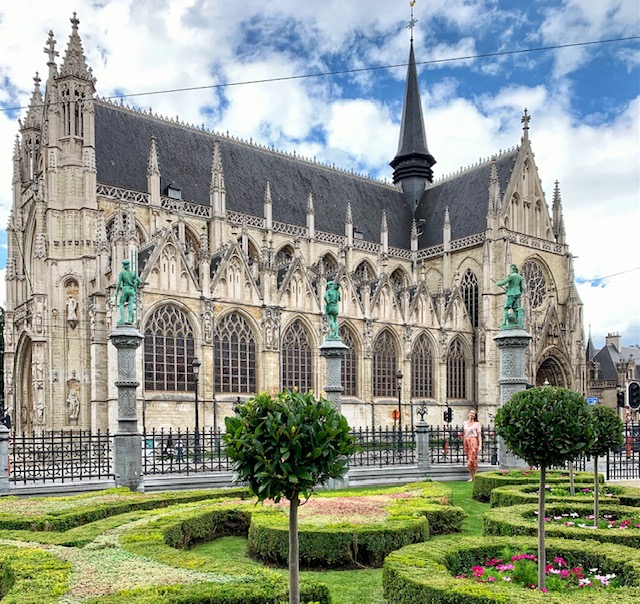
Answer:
[
  {"left": 144, "top": 305, "right": 195, "bottom": 392},
  {"left": 373, "top": 330, "right": 398, "bottom": 397},
  {"left": 411, "top": 334, "right": 433, "bottom": 399},
  {"left": 461, "top": 269, "right": 479, "bottom": 328},
  {"left": 340, "top": 325, "right": 358, "bottom": 397},
  {"left": 281, "top": 320, "right": 313, "bottom": 392},
  {"left": 446, "top": 339, "right": 467, "bottom": 400},
  {"left": 521, "top": 259, "right": 547, "bottom": 309},
  {"left": 214, "top": 313, "right": 257, "bottom": 394}
]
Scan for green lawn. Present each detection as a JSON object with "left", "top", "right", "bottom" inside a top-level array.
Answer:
[{"left": 191, "top": 480, "right": 489, "bottom": 604}]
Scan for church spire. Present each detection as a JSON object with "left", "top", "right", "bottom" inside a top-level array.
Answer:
[
  {"left": 59, "top": 13, "right": 94, "bottom": 84},
  {"left": 44, "top": 30, "right": 59, "bottom": 82},
  {"left": 552, "top": 180, "right": 566, "bottom": 244},
  {"left": 21, "top": 73, "right": 44, "bottom": 130},
  {"left": 390, "top": 22, "right": 436, "bottom": 208}
]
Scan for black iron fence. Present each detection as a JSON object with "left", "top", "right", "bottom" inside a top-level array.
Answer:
[
  {"left": 13, "top": 420, "right": 629, "bottom": 485},
  {"left": 428, "top": 424, "right": 498, "bottom": 465},
  {"left": 606, "top": 423, "right": 640, "bottom": 480},
  {"left": 9, "top": 430, "right": 113, "bottom": 484},
  {"left": 349, "top": 426, "right": 416, "bottom": 467},
  {"left": 141, "top": 427, "right": 232, "bottom": 475}
]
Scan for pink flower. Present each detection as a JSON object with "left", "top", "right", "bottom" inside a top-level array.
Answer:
[{"left": 472, "top": 566, "right": 484, "bottom": 577}]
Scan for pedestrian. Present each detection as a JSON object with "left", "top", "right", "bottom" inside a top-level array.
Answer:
[
  {"left": 463, "top": 408, "right": 482, "bottom": 481},
  {"left": 164, "top": 435, "right": 175, "bottom": 459},
  {"left": 176, "top": 437, "right": 184, "bottom": 461}
]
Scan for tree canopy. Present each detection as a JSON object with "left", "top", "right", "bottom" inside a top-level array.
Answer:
[
  {"left": 495, "top": 386, "right": 594, "bottom": 468},
  {"left": 223, "top": 389, "right": 356, "bottom": 502}
]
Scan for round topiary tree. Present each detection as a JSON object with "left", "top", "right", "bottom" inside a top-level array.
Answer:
[
  {"left": 223, "top": 389, "right": 356, "bottom": 604},
  {"left": 494, "top": 386, "right": 594, "bottom": 591},
  {"left": 588, "top": 404, "right": 624, "bottom": 525}
]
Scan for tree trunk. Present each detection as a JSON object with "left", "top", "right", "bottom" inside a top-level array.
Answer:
[
  {"left": 538, "top": 465, "right": 546, "bottom": 591},
  {"left": 289, "top": 493, "right": 300, "bottom": 604},
  {"left": 594, "top": 456, "right": 600, "bottom": 528},
  {"left": 568, "top": 460, "right": 575, "bottom": 496}
]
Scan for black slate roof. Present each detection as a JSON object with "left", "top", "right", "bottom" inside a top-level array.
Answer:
[
  {"left": 592, "top": 344, "right": 640, "bottom": 381},
  {"left": 415, "top": 150, "right": 519, "bottom": 248},
  {"left": 94, "top": 102, "right": 413, "bottom": 249}
]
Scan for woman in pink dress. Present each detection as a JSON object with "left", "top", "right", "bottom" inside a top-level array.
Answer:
[{"left": 463, "top": 409, "right": 482, "bottom": 481}]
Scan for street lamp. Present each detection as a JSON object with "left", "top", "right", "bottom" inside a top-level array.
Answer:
[
  {"left": 396, "top": 370, "right": 403, "bottom": 453},
  {"left": 192, "top": 358, "right": 201, "bottom": 463}
]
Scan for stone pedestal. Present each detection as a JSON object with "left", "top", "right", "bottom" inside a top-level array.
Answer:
[
  {"left": 319, "top": 338, "right": 349, "bottom": 412},
  {"left": 415, "top": 420, "right": 431, "bottom": 471},
  {"left": 320, "top": 337, "right": 350, "bottom": 489},
  {"left": 109, "top": 324, "right": 144, "bottom": 491},
  {"left": 493, "top": 328, "right": 532, "bottom": 469}
]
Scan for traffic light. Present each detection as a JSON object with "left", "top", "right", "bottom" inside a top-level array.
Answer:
[
  {"left": 443, "top": 406, "right": 453, "bottom": 423},
  {"left": 617, "top": 390, "right": 626, "bottom": 408},
  {"left": 628, "top": 382, "right": 640, "bottom": 411}
]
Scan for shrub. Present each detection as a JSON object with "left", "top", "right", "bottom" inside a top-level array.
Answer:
[
  {"left": 489, "top": 483, "right": 627, "bottom": 508},
  {"left": 484, "top": 502, "right": 640, "bottom": 548},
  {"left": 383, "top": 536, "right": 640, "bottom": 603},
  {"left": 473, "top": 469, "right": 600, "bottom": 502}
]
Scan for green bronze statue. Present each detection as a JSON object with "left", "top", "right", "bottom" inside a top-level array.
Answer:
[
  {"left": 324, "top": 280, "right": 341, "bottom": 340},
  {"left": 115, "top": 258, "right": 142, "bottom": 325},
  {"left": 496, "top": 263, "right": 524, "bottom": 328}
]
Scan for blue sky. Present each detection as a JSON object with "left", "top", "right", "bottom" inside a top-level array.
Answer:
[{"left": 0, "top": 0, "right": 638, "bottom": 348}]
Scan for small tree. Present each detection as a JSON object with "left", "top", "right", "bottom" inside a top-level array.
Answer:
[
  {"left": 495, "top": 386, "right": 594, "bottom": 591},
  {"left": 587, "top": 405, "right": 624, "bottom": 526},
  {"left": 223, "top": 389, "right": 356, "bottom": 604}
]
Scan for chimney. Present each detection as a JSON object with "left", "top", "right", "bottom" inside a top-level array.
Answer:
[{"left": 606, "top": 332, "right": 622, "bottom": 352}]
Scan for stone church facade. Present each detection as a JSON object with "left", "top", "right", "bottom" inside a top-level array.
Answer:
[{"left": 5, "top": 16, "right": 586, "bottom": 434}]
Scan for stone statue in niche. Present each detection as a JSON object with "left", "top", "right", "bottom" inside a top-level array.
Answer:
[
  {"left": 67, "top": 295, "right": 78, "bottom": 321},
  {"left": 67, "top": 390, "right": 80, "bottom": 421}
]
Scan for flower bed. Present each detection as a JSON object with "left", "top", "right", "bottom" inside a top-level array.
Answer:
[
  {"left": 473, "top": 469, "right": 602, "bottom": 502},
  {"left": 383, "top": 536, "right": 640, "bottom": 603},
  {"left": 484, "top": 503, "right": 640, "bottom": 547},
  {"left": 489, "top": 482, "right": 640, "bottom": 508}
]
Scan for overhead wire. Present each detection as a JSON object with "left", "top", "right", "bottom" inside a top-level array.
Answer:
[{"left": 0, "top": 34, "right": 638, "bottom": 113}]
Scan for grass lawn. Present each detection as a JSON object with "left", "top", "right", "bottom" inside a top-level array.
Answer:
[{"left": 191, "top": 480, "right": 489, "bottom": 604}]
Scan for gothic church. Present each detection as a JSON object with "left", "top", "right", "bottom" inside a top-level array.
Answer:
[{"left": 5, "top": 15, "right": 586, "bottom": 434}]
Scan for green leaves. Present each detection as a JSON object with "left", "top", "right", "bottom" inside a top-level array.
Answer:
[
  {"left": 222, "top": 389, "right": 357, "bottom": 503},
  {"left": 495, "top": 386, "right": 595, "bottom": 468},
  {"left": 588, "top": 405, "right": 624, "bottom": 457}
]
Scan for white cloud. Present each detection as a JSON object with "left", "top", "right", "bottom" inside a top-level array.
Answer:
[{"left": 0, "top": 0, "right": 637, "bottom": 351}]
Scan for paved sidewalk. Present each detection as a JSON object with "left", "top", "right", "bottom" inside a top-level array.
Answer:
[{"left": 608, "top": 479, "right": 640, "bottom": 487}]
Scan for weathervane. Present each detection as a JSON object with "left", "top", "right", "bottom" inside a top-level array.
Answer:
[{"left": 407, "top": 1, "right": 418, "bottom": 42}]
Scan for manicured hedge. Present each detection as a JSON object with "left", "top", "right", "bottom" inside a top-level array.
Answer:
[
  {"left": 81, "top": 576, "right": 331, "bottom": 604},
  {"left": 484, "top": 502, "right": 640, "bottom": 547},
  {"left": 0, "top": 545, "right": 71, "bottom": 603},
  {"left": 249, "top": 513, "right": 428, "bottom": 568},
  {"left": 489, "top": 482, "right": 631, "bottom": 508},
  {"left": 0, "top": 486, "right": 250, "bottom": 532},
  {"left": 473, "top": 470, "right": 603, "bottom": 502},
  {"left": 383, "top": 535, "right": 640, "bottom": 603}
]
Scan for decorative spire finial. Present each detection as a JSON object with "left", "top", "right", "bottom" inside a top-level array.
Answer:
[
  {"left": 407, "top": 1, "right": 418, "bottom": 43},
  {"left": 44, "top": 30, "right": 59, "bottom": 65},
  {"left": 71, "top": 12, "right": 79, "bottom": 30},
  {"left": 521, "top": 108, "right": 531, "bottom": 140}
]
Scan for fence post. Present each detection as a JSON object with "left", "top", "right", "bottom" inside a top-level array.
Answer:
[
  {"left": 415, "top": 420, "right": 430, "bottom": 472},
  {"left": 0, "top": 425, "right": 9, "bottom": 494}
]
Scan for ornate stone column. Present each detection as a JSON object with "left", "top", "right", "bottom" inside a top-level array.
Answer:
[
  {"left": 109, "top": 324, "right": 144, "bottom": 491},
  {"left": 319, "top": 339, "right": 349, "bottom": 412},
  {"left": 320, "top": 330, "right": 349, "bottom": 489},
  {"left": 493, "top": 328, "right": 532, "bottom": 468}
]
